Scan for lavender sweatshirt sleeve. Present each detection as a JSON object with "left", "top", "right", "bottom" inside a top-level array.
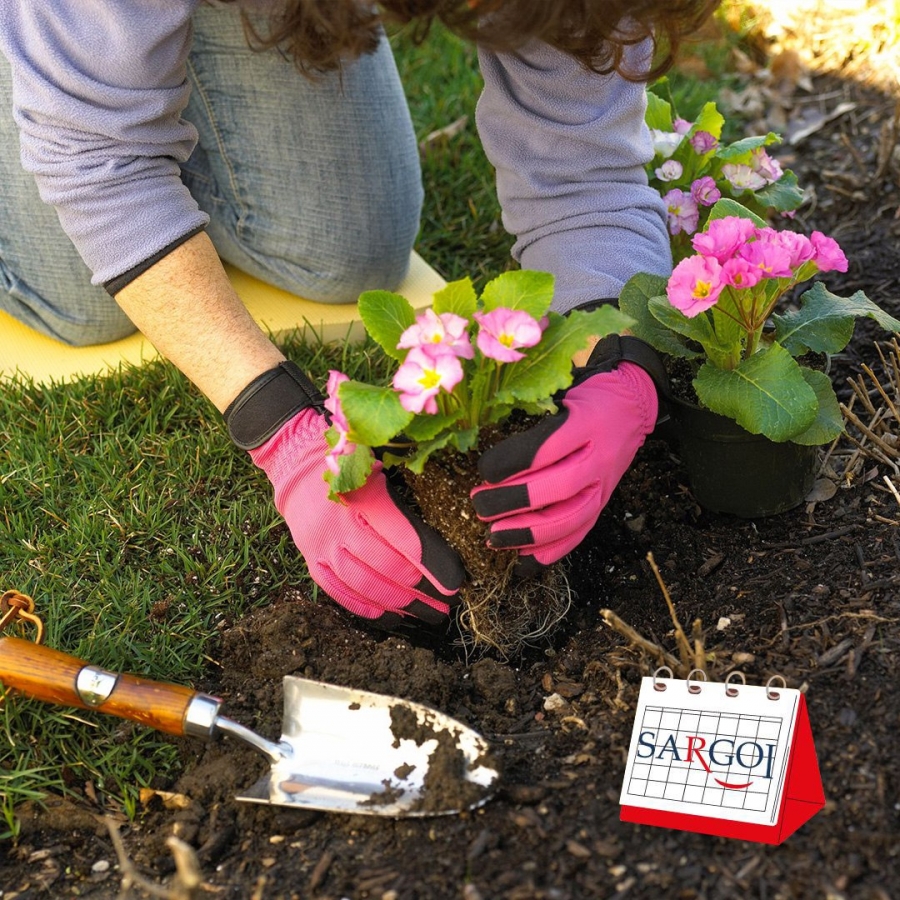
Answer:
[
  {"left": 0, "top": 1, "right": 209, "bottom": 288},
  {"left": 476, "top": 42, "right": 672, "bottom": 312}
]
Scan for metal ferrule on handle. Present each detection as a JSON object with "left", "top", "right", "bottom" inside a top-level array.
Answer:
[{"left": 0, "top": 635, "right": 223, "bottom": 738}]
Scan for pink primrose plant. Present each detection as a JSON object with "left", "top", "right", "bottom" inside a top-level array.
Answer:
[
  {"left": 397, "top": 308, "right": 474, "bottom": 359},
  {"left": 321, "top": 270, "right": 631, "bottom": 498},
  {"left": 666, "top": 255, "right": 724, "bottom": 317},
  {"left": 324, "top": 369, "right": 356, "bottom": 475},
  {"left": 690, "top": 176, "right": 721, "bottom": 207},
  {"left": 620, "top": 211, "right": 900, "bottom": 444},
  {"left": 655, "top": 159, "right": 683, "bottom": 182},
  {"left": 662, "top": 188, "right": 700, "bottom": 236},
  {"left": 628, "top": 95, "right": 899, "bottom": 444}
]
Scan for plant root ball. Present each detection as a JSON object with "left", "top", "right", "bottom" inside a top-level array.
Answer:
[{"left": 402, "top": 445, "right": 571, "bottom": 658}]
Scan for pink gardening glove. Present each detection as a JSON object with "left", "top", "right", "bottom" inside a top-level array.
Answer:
[
  {"left": 470, "top": 362, "right": 658, "bottom": 573},
  {"left": 250, "top": 408, "right": 464, "bottom": 627}
]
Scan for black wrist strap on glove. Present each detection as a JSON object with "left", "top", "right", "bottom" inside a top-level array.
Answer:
[
  {"left": 224, "top": 361, "right": 325, "bottom": 450},
  {"left": 574, "top": 334, "right": 671, "bottom": 427}
]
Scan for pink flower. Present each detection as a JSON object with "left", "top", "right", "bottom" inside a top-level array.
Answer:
[
  {"left": 474, "top": 308, "right": 545, "bottom": 362},
  {"left": 810, "top": 232, "right": 849, "bottom": 273},
  {"left": 667, "top": 255, "right": 725, "bottom": 317},
  {"left": 324, "top": 370, "right": 351, "bottom": 432},
  {"left": 397, "top": 308, "right": 473, "bottom": 359},
  {"left": 689, "top": 130, "right": 718, "bottom": 154},
  {"left": 690, "top": 176, "right": 721, "bottom": 207},
  {"left": 325, "top": 430, "right": 357, "bottom": 475},
  {"left": 691, "top": 216, "right": 756, "bottom": 263},
  {"left": 324, "top": 370, "right": 357, "bottom": 473},
  {"left": 749, "top": 148, "right": 783, "bottom": 183},
  {"left": 655, "top": 159, "right": 683, "bottom": 182},
  {"left": 722, "top": 163, "right": 768, "bottom": 192},
  {"left": 673, "top": 117, "right": 693, "bottom": 135},
  {"left": 662, "top": 188, "right": 700, "bottom": 236},
  {"left": 721, "top": 257, "right": 763, "bottom": 290},
  {"left": 768, "top": 229, "right": 815, "bottom": 269},
  {"left": 393, "top": 345, "right": 464, "bottom": 414},
  {"left": 739, "top": 238, "right": 794, "bottom": 279}
]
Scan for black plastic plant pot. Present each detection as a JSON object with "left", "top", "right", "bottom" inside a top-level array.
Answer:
[{"left": 665, "top": 396, "right": 820, "bottom": 518}]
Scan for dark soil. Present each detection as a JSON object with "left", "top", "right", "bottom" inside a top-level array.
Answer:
[{"left": 4, "top": 48, "right": 900, "bottom": 900}]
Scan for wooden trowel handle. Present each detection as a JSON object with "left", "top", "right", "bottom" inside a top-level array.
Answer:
[{"left": 0, "top": 635, "right": 218, "bottom": 737}]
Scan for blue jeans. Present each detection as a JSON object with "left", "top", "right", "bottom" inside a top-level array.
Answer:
[{"left": 0, "top": 5, "right": 423, "bottom": 346}]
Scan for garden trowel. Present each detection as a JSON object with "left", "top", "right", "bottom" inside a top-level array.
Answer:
[{"left": 0, "top": 635, "right": 499, "bottom": 816}]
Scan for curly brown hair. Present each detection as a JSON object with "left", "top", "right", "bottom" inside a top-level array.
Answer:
[{"left": 235, "top": 0, "right": 720, "bottom": 81}]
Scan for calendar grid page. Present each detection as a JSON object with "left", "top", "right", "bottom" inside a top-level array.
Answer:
[{"left": 620, "top": 678, "right": 799, "bottom": 826}]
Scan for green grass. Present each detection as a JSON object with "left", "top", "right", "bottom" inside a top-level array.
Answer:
[
  {"left": 0, "top": 337, "right": 394, "bottom": 828},
  {"left": 0, "top": 22, "right": 735, "bottom": 835}
]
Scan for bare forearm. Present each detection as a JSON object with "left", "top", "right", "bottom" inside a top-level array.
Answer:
[{"left": 114, "top": 233, "right": 285, "bottom": 412}]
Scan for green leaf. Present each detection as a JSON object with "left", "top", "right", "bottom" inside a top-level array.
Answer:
[
  {"left": 403, "top": 432, "right": 457, "bottom": 473},
  {"left": 481, "top": 270, "right": 555, "bottom": 318},
  {"left": 450, "top": 425, "right": 481, "bottom": 454},
  {"left": 357, "top": 290, "right": 417, "bottom": 360},
  {"left": 693, "top": 344, "right": 818, "bottom": 442},
  {"left": 323, "top": 441, "right": 375, "bottom": 499},
  {"left": 432, "top": 278, "right": 478, "bottom": 320},
  {"left": 648, "top": 297, "right": 720, "bottom": 350},
  {"left": 715, "top": 133, "right": 780, "bottom": 162},
  {"left": 693, "top": 101, "right": 725, "bottom": 141},
  {"left": 575, "top": 304, "right": 634, "bottom": 340},
  {"left": 788, "top": 368, "right": 844, "bottom": 446},
  {"left": 706, "top": 198, "right": 767, "bottom": 228},
  {"left": 645, "top": 90, "right": 673, "bottom": 132},
  {"left": 773, "top": 282, "right": 900, "bottom": 355},
  {"left": 402, "top": 409, "right": 464, "bottom": 442},
  {"left": 753, "top": 169, "right": 804, "bottom": 213},
  {"left": 619, "top": 273, "right": 701, "bottom": 360},
  {"left": 339, "top": 382, "right": 412, "bottom": 446},
  {"left": 494, "top": 306, "right": 631, "bottom": 406}
]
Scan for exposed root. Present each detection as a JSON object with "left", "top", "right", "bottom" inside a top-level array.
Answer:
[{"left": 457, "top": 563, "right": 572, "bottom": 660}]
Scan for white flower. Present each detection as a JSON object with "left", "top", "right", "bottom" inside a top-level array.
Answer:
[
  {"left": 649, "top": 128, "right": 684, "bottom": 159},
  {"left": 654, "top": 159, "right": 683, "bottom": 182},
  {"left": 722, "top": 163, "right": 768, "bottom": 192}
]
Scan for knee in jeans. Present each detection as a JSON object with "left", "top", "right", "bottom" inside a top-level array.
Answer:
[
  {"left": 302, "top": 240, "right": 413, "bottom": 304},
  {"left": 247, "top": 225, "right": 415, "bottom": 304},
  {"left": 0, "top": 261, "right": 137, "bottom": 347},
  {"left": 55, "top": 313, "right": 138, "bottom": 347}
]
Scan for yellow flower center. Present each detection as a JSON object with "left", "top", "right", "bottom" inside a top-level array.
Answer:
[
  {"left": 693, "top": 280, "right": 713, "bottom": 299},
  {"left": 499, "top": 333, "right": 515, "bottom": 348},
  {"left": 418, "top": 370, "right": 442, "bottom": 390}
]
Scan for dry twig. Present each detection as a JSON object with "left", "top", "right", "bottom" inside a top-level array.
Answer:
[
  {"left": 105, "top": 817, "right": 212, "bottom": 900},
  {"left": 840, "top": 337, "right": 900, "bottom": 483},
  {"left": 600, "top": 553, "right": 707, "bottom": 678}
]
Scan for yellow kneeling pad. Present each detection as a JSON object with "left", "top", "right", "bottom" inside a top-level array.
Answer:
[{"left": 0, "top": 251, "right": 446, "bottom": 385}]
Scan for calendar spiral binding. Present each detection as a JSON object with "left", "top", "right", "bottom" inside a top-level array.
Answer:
[{"left": 652, "top": 666, "right": 788, "bottom": 701}]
